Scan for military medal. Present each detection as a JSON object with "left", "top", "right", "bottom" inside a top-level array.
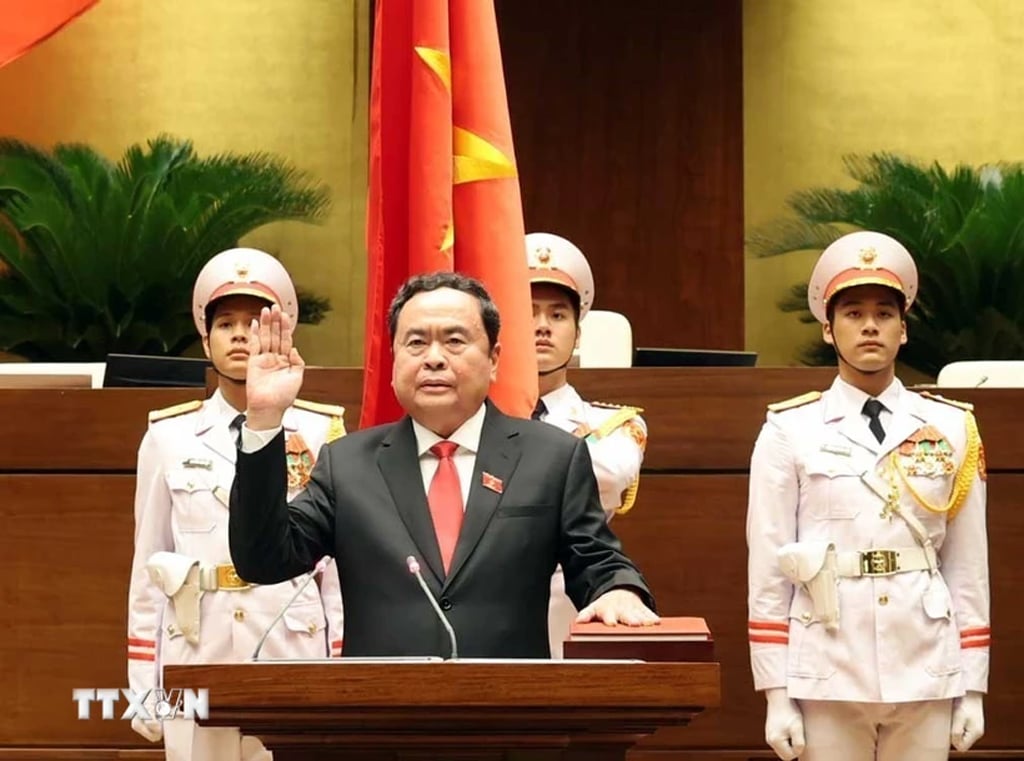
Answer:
[
  {"left": 898, "top": 425, "right": 955, "bottom": 478},
  {"left": 285, "top": 433, "right": 315, "bottom": 489}
]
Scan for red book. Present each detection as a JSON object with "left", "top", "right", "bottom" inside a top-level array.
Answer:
[{"left": 563, "top": 617, "right": 715, "bottom": 662}]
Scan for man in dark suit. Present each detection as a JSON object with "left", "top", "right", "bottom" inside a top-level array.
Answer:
[{"left": 229, "top": 272, "right": 657, "bottom": 658}]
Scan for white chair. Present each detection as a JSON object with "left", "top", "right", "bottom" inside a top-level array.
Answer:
[
  {"left": 577, "top": 309, "right": 634, "bottom": 368},
  {"left": 935, "top": 360, "right": 1024, "bottom": 388},
  {"left": 0, "top": 361, "right": 106, "bottom": 389}
]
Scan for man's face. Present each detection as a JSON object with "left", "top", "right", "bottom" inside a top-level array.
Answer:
[
  {"left": 202, "top": 294, "right": 270, "bottom": 381},
  {"left": 391, "top": 287, "right": 500, "bottom": 436},
  {"left": 823, "top": 284, "right": 907, "bottom": 373},
  {"left": 531, "top": 282, "right": 579, "bottom": 373}
]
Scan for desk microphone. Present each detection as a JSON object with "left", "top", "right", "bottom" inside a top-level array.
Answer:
[
  {"left": 251, "top": 556, "right": 333, "bottom": 661},
  {"left": 406, "top": 555, "right": 458, "bottom": 659},
  {"left": 975, "top": 375, "right": 989, "bottom": 387}
]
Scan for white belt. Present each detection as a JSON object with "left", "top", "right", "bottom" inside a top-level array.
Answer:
[{"left": 836, "top": 547, "right": 931, "bottom": 577}]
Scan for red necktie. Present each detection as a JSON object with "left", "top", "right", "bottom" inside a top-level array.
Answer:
[{"left": 427, "top": 441, "right": 463, "bottom": 573}]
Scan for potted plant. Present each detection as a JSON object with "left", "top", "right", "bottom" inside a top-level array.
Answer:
[
  {"left": 0, "top": 135, "right": 331, "bottom": 361},
  {"left": 749, "top": 152, "right": 1024, "bottom": 377}
]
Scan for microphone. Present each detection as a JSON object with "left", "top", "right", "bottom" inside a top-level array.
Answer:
[
  {"left": 975, "top": 375, "right": 989, "bottom": 387},
  {"left": 406, "top": 555, "right": 458, "bottom": 660},
  {"left": 251, "top": 556, "right": 333, "bottom": 660}
]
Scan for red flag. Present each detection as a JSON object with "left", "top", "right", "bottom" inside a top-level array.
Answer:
[
  {"left": 0, "top": 0, "right": 98, "bottom": 69},
  {"left": 361, "top": 0, "right": 537, "bottom": 429}
]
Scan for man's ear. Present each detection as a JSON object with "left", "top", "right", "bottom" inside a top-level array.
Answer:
[
  {"left": 822, "top": 321, "right": 835, "bottom": 346},
  {"left": 201, "top": 335, "right": 212, "bottom": 359},
  {"left": 900, "top": 318, "right": 908, "bottom": 346}
]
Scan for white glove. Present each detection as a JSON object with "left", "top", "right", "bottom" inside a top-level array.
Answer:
[
  {"left": 950, "top": 691, "right": 984, "bottom": 752},
  {"left": 131, "top": 715, "right": 163, "bottom": 742},
  {"left": 764, "top": 688, "right": 805, "bottom": 760}
]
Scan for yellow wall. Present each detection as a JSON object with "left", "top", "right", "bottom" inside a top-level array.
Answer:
[
  {"left": 0, "top": 0, "right": 369, "bottom": 366},
  {"left": 744, "top": 0, "right": 1024, "bottom": 367}
]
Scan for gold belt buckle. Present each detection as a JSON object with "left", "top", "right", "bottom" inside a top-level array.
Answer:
[
  {"left": 860, "top": 549, "right": 898, "bottom": 576},
  {"left": 216, "top": 564, "right": 252, "bottom": 590}
]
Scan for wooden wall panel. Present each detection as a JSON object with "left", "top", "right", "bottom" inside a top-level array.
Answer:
[
  {"left": 495, "top": 0, "right": 745, "bottom": 351},
  {"left": 1, "top": 475, "right": 140, "bottom": 746}
]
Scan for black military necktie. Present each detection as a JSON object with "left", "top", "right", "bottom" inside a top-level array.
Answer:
[
  {"left": 229, "top": 413, "right": 246, "bottom": 448},
  {"left": 531, "top": 399, "right": 547, "bottom": 420},
  {"left": 862, "top": 398, "right": 886, "bottom": 444}
]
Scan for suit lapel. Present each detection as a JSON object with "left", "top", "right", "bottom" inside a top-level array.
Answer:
[
  {"left": 196, "top": 403, "right": 237, "bottom": 466},
  {"left": 880, "top": 395, "right": 928, "bottom": 459},
  {"left": 836, "top": 413, "right": 881, "bottom": 456},
  {"left": 443, "top": 405, "right": 522, "bottom": 591},
  {"left": 377, "top": 418, "right": 446, "bottom": 584}
]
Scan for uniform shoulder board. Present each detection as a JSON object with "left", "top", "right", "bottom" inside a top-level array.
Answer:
[
  {"left": 589, "top": 402, "right": 643, "bottom": 441},
  {"left": 767, "top": 391, "right": 822, "bottom": 413},
  {"left": 590, "top": 400, "right": 644, "bottom": 415},
  {"left": 293, "top": 399, "right": 347, "bottom": 417},
  {"left": 294, "top": 398, "right": 347, "bottom": 443},
  {"left": 148, "top": 399, "right": 203, "bottom": 423},
  {"left": 918, "top": 390, "right": 974, "bottom": 412}
]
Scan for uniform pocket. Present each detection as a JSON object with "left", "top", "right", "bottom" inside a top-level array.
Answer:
[
  {"left": 803, "top": 454, "right": 865, "bottom": 520},
  {"left": 166, "top": 469, "right": 221, "bottom": 533},
  {"left": 282, "top": 603, "right": 327, "bottom": 637},
  {"left": 786, "top": 595, "right": 836, "bottom": 679}
]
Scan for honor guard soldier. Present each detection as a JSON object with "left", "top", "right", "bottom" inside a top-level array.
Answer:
[
  {"left": 746, "top": 231, "right": 990, "bottom": 761},
  {"left": 525, "top": 232, "right": 648, "bottom": 657},
  {"left": 126, "top": 248, "right": 346, "bottom": 761}
]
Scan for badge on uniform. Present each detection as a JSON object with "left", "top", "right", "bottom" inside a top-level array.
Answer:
[
  {"left": 285, "top": 433, "right": 315, "bottom": 489},
  {"left": 182, "top": 458, "right": 213, "bottom": 470},
  {"left": 898, "top": 425, "right": 955, "bottom": 478},
  {"left": 820, "top": 442, "right": 852, "bottom": 457},
  {"left": 481, "top": 472, "right": 504, "bottom": 494}
]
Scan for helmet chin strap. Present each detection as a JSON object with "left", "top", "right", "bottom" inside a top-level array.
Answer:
[
  {"left": 832, "top": 345, "right": 885, "bottom": 375},
  {"left": 537, "top": 345, "right": 575, "bottom": 376},
  {"left": 211, "top": 361, "right": 246, "bottom": 385}
]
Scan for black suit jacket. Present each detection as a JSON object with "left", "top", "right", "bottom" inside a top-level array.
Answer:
[{"left": 229, "top": 401, "right": 654, "bottom": 658}]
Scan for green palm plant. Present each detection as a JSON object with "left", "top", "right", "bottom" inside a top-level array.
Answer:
[
  {"left": 748, "top": 153, "right": 1024, "bottom": 377},
  {"left": 0, "top": 135, "right": 331, "bottom": 361}
]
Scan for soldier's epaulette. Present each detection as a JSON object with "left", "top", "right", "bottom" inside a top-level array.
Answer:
[
  {"left": 591, "top": 401, "right": 644, "bottom": 415},
  {"left": 148, "top": 399, "right": 203, "bottom": 423},
  {"left": 293, "top": 399, "right": 346, "bottom": 417},
  {"left": 589, "top": 402, "right": 643, "bottom": 441},
  {"left": 919, "top": 391, "right": 974, "bottom": 412},
  {"left": 767, "top": 391, "right": 822, "bottom": 413}
]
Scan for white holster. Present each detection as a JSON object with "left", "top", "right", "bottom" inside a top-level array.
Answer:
[
  {"left": 778, "top": 541, "right": 840, "bottom": 631},
  {"left": 146, "top": 551, "right": 202, "bottom": 645}
]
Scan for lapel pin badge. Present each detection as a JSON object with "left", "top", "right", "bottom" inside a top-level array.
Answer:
[{"left": 481, "top": 472, "right": 504, "bottom": 494}]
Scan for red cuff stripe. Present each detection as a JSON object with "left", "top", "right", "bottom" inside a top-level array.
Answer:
[
  {"left": 748, "top": 620, "right": 788, "bottom": 632},
  {"left": 961, "top": 639, "right": 991, "bottom": 649},
  {"left": 749, "top": 634, "right": 789, "bottom": 645},
  {"left": 128, "top": 652, "right": 156, "bottom": 661},
  {"left": 331, "top": 639, "right": 343, "bottom": 648},
  {"left": 128, "top": 637, "right": 156, "bottom": 648},
  {"left": 960, "top": 626, "right": 991, "bottom": 638}
]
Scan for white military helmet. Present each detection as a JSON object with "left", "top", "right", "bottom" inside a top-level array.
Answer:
[
  {"left": 192, "top": 247, "right": 299, "bottom": 337},
  {"left": 807, "top": 231, "right": 918, "bottom": 324},
  {"left": 525, "top": 232, "right": 595, "bottom": 320}
]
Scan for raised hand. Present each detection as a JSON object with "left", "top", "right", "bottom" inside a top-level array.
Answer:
[{"left": 245, "top": 304, "right": 305, "bottom": 429}]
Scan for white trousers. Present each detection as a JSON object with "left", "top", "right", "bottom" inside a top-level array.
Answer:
[
  {"left": 163, "top": 719, "right": 272, "bottom": 761},
  {"left": 800, "top": 698, "right": 954, "bottom": 761}
]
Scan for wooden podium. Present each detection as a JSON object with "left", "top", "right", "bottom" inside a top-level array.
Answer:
[{"left": 164, "top": 659, "right": 720, "bottom": 760}]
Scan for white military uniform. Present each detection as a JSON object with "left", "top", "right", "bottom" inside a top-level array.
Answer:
[
  {"left": 539, "top": 382, "right": 646, "bottom": 657},
  {"left": 747, "top": 377, "right": 990, "bottom": 759},
  {"left": 127, "top": 390, "right": 346, "bottom": 761}
]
